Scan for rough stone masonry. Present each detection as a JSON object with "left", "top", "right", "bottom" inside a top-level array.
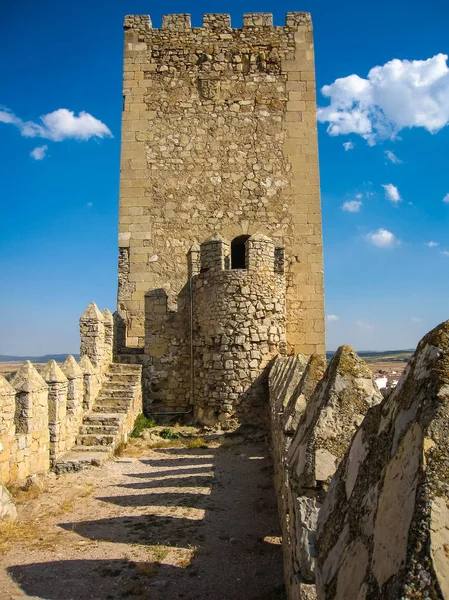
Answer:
[{"left": 117, "top": 12, "right": 324, "bottom": 362}]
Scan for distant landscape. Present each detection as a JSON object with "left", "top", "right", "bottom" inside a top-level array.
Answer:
[
  {"left": 326, "top": 349, "right": 414, "bottom": 363},
  {"left": 0, "top": 353, "right": 80, "bottom": 363},
  {"left": 0, "top": 350, "right": 413, "bottom": 364}
]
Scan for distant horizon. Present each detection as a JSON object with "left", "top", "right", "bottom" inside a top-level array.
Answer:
[{"left": 0, "top": 348, "right": 416, "bottom": 363}]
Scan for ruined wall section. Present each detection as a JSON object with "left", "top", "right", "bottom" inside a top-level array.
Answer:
[{"left": 119, "top": 12, "right": 324, "bottom": 356}]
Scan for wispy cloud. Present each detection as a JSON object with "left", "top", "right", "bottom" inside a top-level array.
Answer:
[
  {"left": 355, "top": 320, "right": 374, "bottom": 330},
  {"left": 317, "top": 53, "right": 449, "bottom": 144},
  {"left": 30, "top": 145, "right": 48, "bottom": 160},
  {"left": 366, "top": 228, "right": 399, "bottom": 248},
  {"left": 343, "top": 141, "right": 354, "bottom": 151},
  {"left": 382, "top": 183, "right": 401, "bottom": 203},
  {"left": 441, "top": 250, "right": 449, "bottom": 257},
  {"left": 341, "top": 200, "right": 362, "bottom": 213},
  {"left": 0, "top": 106, "right": 112, "bottom": 142},
  {"left": 425, "top": 241, "right": 439, "bottom": 247},
  {"left": 326, "top": 314, "right": 340, "bottom": 322},
  {"left": 385, "top": 150, "right": 403, "bottom": 164},
  {"left": 411, "top": 317, "right": 422, "bottom": 323},
  {"left": 443, "top": 193, "right": 449, "bottom": 203}
]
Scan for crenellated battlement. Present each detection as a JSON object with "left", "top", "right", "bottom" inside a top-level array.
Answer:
[
  {"left": 123, "top": 12, "right": 311, "bottom": 33},
  {"left": 0, "top": 302, "right": 142, "bottom": 486}
]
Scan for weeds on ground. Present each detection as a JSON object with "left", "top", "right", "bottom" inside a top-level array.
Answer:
[
  {"left": 114, "top": 441, "right": 126, "bottom": 457},
  {"left": 149, "top": 543, "right": 170, "bottom": 562},
  {"left": 151, "top": 440, "right": 183, "bottom": 449},
  {"left": 184, "top": 437, "right": 208, "bottom": 449},
  {"left": 159, "top": 428, "right": 181, "bottom": 440},
  {"left": 130, "top": 414, "right": 156, "bottom": 438}
]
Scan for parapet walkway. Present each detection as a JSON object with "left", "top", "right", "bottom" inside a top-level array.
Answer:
[{"left": 1, "top": 437, "right": 284, "bottom": 599}]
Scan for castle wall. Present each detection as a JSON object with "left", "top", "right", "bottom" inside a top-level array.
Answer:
[
  {"left": 269, "top": 348, "right": 382, "bottom": 599},
  {"left": 0, "top": 302, "right": 139, "bottom": 486},
  {"left": 118, "top": 12, "right": 324, "bottom": 357}
]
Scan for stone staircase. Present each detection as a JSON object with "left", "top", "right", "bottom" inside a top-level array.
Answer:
[{"left": 54, "top": 363, "right": 142, "bottom": 473}]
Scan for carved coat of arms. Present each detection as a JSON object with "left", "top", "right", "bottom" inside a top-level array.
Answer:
[{"left": 198, "top": 77, "right": 220, "bottom": 100}]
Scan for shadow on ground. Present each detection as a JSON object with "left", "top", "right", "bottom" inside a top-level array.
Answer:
[{"left": 8, "top": 440, "right": 285, "bottom": 600}]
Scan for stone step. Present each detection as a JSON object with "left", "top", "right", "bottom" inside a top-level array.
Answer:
[
  {"left": 92, "top": 405, "right": 129, "bottom": 414},
  {"left": 107, "top": 364, "right": 142, "bottom": 375},
  {"left": 104, "top": 374, "right": 140, "bottom": 384},
  {"left": 79, "top": 424, "right": 120, "bottom": 435},
  {"left": 97, "top": 390, "right": 136, "bottom": 400},
  {"left": 82, "top": 413, "right": 124, "bottom": 426},
  {"left": 76, "top": 434, "right": 116, "bottom": 447},
  {"left": 54, "top": 451, "right": 110, "bottom": 473},
  {"left": 101, "top": 381, "right": 136, "bottom": 390},
  {"left": 70, "top": 444, "right": 114, "bottom": 453},
  {"left": 95, "top": 400, "right": 133, "bottom": 408}
]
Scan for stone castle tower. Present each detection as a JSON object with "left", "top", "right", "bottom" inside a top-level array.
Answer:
[{"left": 117, "top": 12, "right": 325, "bottom": 423}]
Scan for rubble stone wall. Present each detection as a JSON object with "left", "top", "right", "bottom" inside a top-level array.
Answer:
[
  {"left": 118, "top": 11, "right": 324, "bottom": 357},
  {"left": 142, "top": 233, "right": 286, "bottom": 425},
  {"left": 193, "top": 234, "right": 286, "bottom": 426}
]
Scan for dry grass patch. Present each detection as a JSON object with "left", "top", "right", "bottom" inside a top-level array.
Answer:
[
  {"left": 184, "top": 437, "right": 208, "bottom": 449},
  {"left": 8, "top": 479, "right": 46, "bottom": 504},
  {"left": 0, "top": 520, "right": 43, "bottom": 554}
]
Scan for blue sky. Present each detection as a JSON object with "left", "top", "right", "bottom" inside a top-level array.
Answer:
[{"left": 0, "top": 0, "right": 448, "bottom": 354}]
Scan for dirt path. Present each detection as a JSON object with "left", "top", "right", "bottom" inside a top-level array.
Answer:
[{"left": 0, "top": 437, "right": 284, "bottom": 600}]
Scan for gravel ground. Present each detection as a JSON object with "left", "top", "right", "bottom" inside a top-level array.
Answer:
[{"left": 0, "top": 436, "right": 285, "bottom": 600}]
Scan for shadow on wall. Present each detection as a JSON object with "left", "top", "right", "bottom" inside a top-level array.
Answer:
[{"left": 7, "top": 440, "right": 286, "bottom": 600}]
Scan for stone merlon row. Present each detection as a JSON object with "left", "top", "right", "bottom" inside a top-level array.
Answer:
[
  {"left": 0, "top": 301, "right": 143, "bottom": 486},
  {"left": 270, "top": 321, "right": 449, "bottom": 599},
  {"left": 124, "top": 12, "right": 311, "bottom": 32}
]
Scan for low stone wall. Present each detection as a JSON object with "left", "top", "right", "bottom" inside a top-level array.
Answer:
[
  {"left": 271, "top": 323, "right": 449, "bottom": 600},
  {"left": 0, "top": 302, "right": 137, "bottom": 487},
  {"left": 269, "top": 346, "right": 382, "bottom": 599},
  {"left": 315, "top": 321, "right": 449, "bottom": 600},
  {"left": 0, "top": 353, "right": 99, "bottom": 485}
]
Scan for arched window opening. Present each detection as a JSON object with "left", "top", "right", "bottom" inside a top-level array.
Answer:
[{"left": 231, "top": 235, "right": 250, "bottom": 269}]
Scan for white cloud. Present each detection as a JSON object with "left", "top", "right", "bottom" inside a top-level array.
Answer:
[
  {"left": 366, "top": 228, "right": 399, "bottom": 248},
  {"left": 343, "top": 141, "right": 354, "bottom": 151},
  {"left": 355, "top": 193, "right": 363, "bottom": 199},
  {"left": 0, "top": 106, "right": 112, "bottom": 142},
  {"left": 326, "top": 314, "right": 340, "bottom": 322},
  {"left": 87, "top": 202, "right": 93, "bottom": 208},
  {"left": 30, "top": 145, "right": 48, "bottom": 160},
  {"left": 382, "top": 183, "right": 401, "bottom": 203},
  {"left": 342, "top": 200, "right": 362, "bottom": 213},
  {"left": 443, "top": 193, "right": 449, "bottom": 203},
  {"left": 355, "top": 320, "right": 374, "bottom": 331},
  {"left": 317, "top": 54, "right": 449, "bottom": 144},
  {"left": 385, "top": 150, "right": 403, "bottom": 164},
  {"left": 425, "top": 241, "right": 439, "bottom": 247},
  {"left": 441, "top": 250, "right": 449, "bottom": 257},
  {"left": 411, "top": 317, "right": 422, "bottom": 323}
]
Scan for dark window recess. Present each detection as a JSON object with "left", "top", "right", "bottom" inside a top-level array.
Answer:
[{"left": 231, "top": 235, "right": 250, "bottom": 269}]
